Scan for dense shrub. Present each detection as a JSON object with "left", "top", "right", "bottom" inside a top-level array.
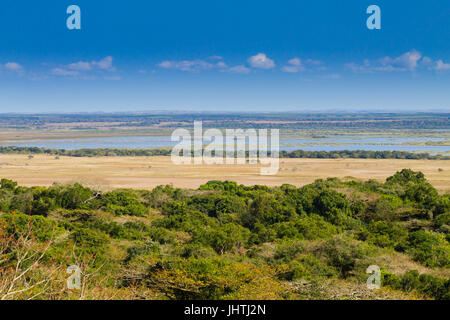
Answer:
[
  {"left": 312, "top": 189, "right": 351, "bottom": 224},
  {"left": 318, "top": 236, "right": 370, "bottom": 278},
  {"left": 383, "top": 270, "right": 450, "bottom": 300},
  {"left": 70, "top": 228, "right": 109, "bottom": 254},
  {"left": 1, "top": 169, "right": 449, "bottom": 300},
  {"left": 406, "top": 231, "right": 450, "bottom": 268},
  {"left": 102, "top": 190, "right": 147, "bottom": 216},
  {"left": 0, "top": 212, "right": 59, "bottom": 242},
  {"left": 358, "top": 220, "right": 408, "bottom": 250}
]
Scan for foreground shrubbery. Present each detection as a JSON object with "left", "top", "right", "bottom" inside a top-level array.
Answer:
[{"left": 0, "top": 169, "right": 448, "bottom": 300}]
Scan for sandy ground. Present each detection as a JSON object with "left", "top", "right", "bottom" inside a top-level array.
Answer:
[{"left": 0, "top": 154, "right": 449, "bottom": 192}]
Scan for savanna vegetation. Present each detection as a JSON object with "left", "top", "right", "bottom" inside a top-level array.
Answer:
[
  {"left": 0, "top": 146, "right": 448, "bottom": 160},
  {"left": 0, "top": 169, "right": 449, "bottom": 300}
]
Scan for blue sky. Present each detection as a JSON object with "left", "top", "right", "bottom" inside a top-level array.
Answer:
[{"left": 0, "top": 0, "right": 449, "bottom": 113}]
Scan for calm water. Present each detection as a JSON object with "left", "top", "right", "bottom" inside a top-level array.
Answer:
[
  {"left": 2, "top": 135, "right": 449, "bottom": 154},
  {"left": 2, "top": 136, "right": 175, "bottom": 150}
]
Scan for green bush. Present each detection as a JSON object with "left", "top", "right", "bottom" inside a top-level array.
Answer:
[
  {"left": 274, "top": 240, "right": 305, "bottom": 263},
  {"left": 435, "top": 212, "right": 450, "bottom": 226},
  {"left": 206, "top": 223, "right": 250, "bottom": 254},
  {"left": 278, "top": 254, "right": 337, "bottom": 281},
  {"left": 147, "top": 227, "right": 176, "bottom": 244},
  {"left": 312, "top": 189, "right": 351, "bottom": 224},
  {"left": 0, "top": 213, "right": 59, "bottom": 242},
  {"left": 383, "top": 270, "right": 450, "bottom": 300},
  {"left": 56, "top": 183, "right": 93, "bottom": 210},
  {"left": 294, "top": 214, "right": 339, "bottom": 240},
  {"left": 319, "top": 236, "right": 370, "bottom": 278},
  {"left": 1, "top": 171, "right": 449, "bottom": 300},
  {"left": 371, "top": 195, "right": 403, "bottom": 221},
  {"left": 406, "top": 230, "right": 450, "bottom": 268},
  {"left": 358, "top": 220, "right": 408, "bottom": 250},
  {"left": 70, "top": 228, "right": 109, "bottom": 254},
  {"left": 0, "top": 178, "right": 17, "bottom": 190},
  {"left": 126, "top": 240, "right": 160, "bottom": 262}
]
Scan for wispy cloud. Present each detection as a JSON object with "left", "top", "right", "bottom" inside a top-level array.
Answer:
[
  {"left": 345, "top": 60, "right": 371, "bottom": 73},
  {"left": 282, "top": 58, "right": 325, "bottom": 73},
  {"left": 305, "top": 59, "right": 322, "bottom": 66},
  {"left": 51, "top": 68, "right": 79, "bottom": 76},
  {"left": 423, "top": 57, "right": 450, "bottom": 71},
  {"left": 92, "top": 56, "right": 115, "bottom": 71},
  {"left": 68, "top": 61, "right": 92, "bottom": 71},
  {"left": 157, "top": 57, "right": 251, "bottom": 74},
  {"left": 4, "top": 62, "right": 24, "bottom": 72},
  {"left": 379, "top": 50, "right": 422, "bottom": 71},
  {"left": 51, "top": 56, "right": 116, "bottom": 78},
  {"left": 346, "top": 50, "right": 425, "bottom": 73},
  {"left": 7, "top": 51, "right": 445, "bottom": 82},
  {"left": 248, "top": 53, "right": 275, "bottom": 69},
  {"left": 282, "top": 58, "right": 304, "bottom": 73},
  {"left": 157, "top": 59, "right": 217, "bottom": 72},
  {"left": 0, "top": 62, "right": 25, "bottom": 77},
  {"left": 157, "top": 54, "right": 273, "bottom": 73},
  {"left": 435, "top": 60, "right": 450, "bottom": 71},
  {"left": 346, "top": 50, "right": 450, "bottom": 74},
  {"left": 225, "top": 65, "right": 250, "bottom": 74}
]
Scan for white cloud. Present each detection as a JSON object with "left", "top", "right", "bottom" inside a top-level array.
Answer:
[
  {"left": 421, "top": 57, "right": 433, "bottom": 67},
  {"left": 282, "top": 58, "right": 304, "bottom": 73},
  {"left": 225, "top": 65, "right": 251, "bottom": 74},
  {"left": 282, "top": 57, "right": 324, "bottom": 73},
  {"left": 158, "top": 61, "right": 172, "bottom": 69},
  {"left": 157, "top": 59, "right": 232, "bottom": 72},
  {"left": 216, "top": 61, "right": 227, "bottom": 68},
  {"left": 4, "top": 62, "right": 23, "bottom": 71},
  {"left": 345, "top": 62, "right": 372, "bottom": 73},
  {"left": 68, "top": 61, "right": 92, "bottom": 71},
  {"left": 51, "top": 68, "right": 79, "bottom": 76},
  {"left": 50, "top": 56, "right": 116, "bottom": 78},
  {"left": 435, "top": 60, "right": 450, "bottom": 71},
  {"left": 305, "top": 59, "right": 322, "bottom": 66},
  {"left": 157, "top": 59, "right": 215, "bottom": 72},
  {"left": 379, "top": 50, "right": 422, "bottom": 71},
  {"left": 288, "top": 58, "right": 301, "bottom": 66},
  {"left": 282, "top": 66, "right": 300, "bottom": 73},
  {"left": 92, "top": 56, "right": 115, "bottom": 71},
  {"left": 346, "top": 50, "right": 425, "bottom": 73},
  {"left": 420, "top": 57, "right": 450, "bottom": 71},
  {"left": 248, "top": 53, "right": 275, "bottom": 69}
]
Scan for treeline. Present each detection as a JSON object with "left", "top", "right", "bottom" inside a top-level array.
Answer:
[
  {"left": 0, "top": 146, "right": 448, "bottom": 160},
  {"left": 0, "top": 146, "right": 172, "bottom": 157},
  {"left": 279, "top": 150, "right": 450, "bottom": 160},
  {"left": 0, "top": 169, "right": 449, "bottom": 300}
]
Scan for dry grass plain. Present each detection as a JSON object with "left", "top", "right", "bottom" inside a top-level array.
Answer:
[{"left": 1, "top": 154, "right": 449, "bottom": 193}]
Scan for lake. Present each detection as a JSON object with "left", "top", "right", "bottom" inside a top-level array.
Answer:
[{"left": 1, "top": 134, "right": 449, "bottom": 154}]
